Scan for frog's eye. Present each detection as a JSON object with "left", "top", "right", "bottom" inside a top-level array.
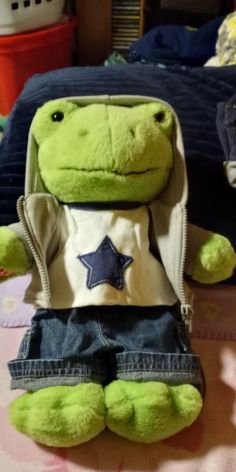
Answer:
[
  {"left": 153, "top": 111, "right": 165, "bottom": 123},
  {"left": 51, "top": 111, "right": 64, "bottom": 122}
]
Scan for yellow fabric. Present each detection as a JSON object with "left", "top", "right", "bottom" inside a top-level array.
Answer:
[{"left": 216, "top": 12, "right": 236, "bottom": 65}]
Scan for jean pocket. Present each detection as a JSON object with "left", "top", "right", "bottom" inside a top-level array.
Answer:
[{"left": 17, "top": 328, "right": 36, "bottom": 360}]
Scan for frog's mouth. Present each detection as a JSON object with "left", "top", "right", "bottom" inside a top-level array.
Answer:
[
  {"left": 39, "top": 167, "right": 171, "bottom": 203},
  {"left": 58, "top": 167, "right": 160, "bottom": 176}
]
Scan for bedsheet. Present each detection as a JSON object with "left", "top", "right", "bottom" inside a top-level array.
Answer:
[
  {"left": 0, "top": 327, "right": 235, "bottom": 472},
  {"left": 0, "top": 273, "right": 236, "bottom": 470}
]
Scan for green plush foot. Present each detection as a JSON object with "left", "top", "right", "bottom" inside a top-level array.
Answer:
[
  {"left": 105, "top": 380, "right": 202, "bottom": 443},
  {"left": 10, "top": 383, "right": 105, "bottom": 447}
]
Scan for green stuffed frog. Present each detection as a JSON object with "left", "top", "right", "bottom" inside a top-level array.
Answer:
[{"left": 0, "top": 96, "right": 235, "bottom": 447}]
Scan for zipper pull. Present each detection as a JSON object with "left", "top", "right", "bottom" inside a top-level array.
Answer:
[{"left": 181, "top": 304, "right": 193, "bottom": 333}]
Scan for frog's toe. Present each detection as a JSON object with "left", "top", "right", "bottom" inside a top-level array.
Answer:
[
  {"left": 10, "top": 383, "right": 105, "bottom": 447},
  {"left": 105, "top": 380, "right": 202, "bottom": 443}
]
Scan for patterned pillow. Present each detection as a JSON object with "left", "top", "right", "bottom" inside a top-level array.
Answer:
[{"left": 216, "top": 12, "right": 236, "bottom": 65}]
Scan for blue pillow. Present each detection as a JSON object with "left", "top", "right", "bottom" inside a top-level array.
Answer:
[{"left": 129, "top": 16, "right": 224, "bottom": 66}]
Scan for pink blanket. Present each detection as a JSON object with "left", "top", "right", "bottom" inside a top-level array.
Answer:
[
  {"left": 0, "top": 327, "right": 236, "bottom": 471},
  {"left": 0, "top": 276, "right": 236, "bottom": 470}
]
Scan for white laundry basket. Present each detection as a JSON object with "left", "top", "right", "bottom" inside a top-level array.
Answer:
[{"left": 0, "top": 0, "right": 64, "bottom": 35}]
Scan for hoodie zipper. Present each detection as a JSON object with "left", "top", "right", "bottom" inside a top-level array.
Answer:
[
  {"left": 179, "top": 207, "right": 193, "bottom": 333},
  {"left": 16, "top": 196, "right": 51, "bottom": 306},
  {"left": 16, "top": 195, "right": 192, "bottom": 324}
]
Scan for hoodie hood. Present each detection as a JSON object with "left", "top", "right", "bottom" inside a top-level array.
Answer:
[
  {"left": 18, "top": 95, "right": 192, "bottom": 313},
  {"left": 24, "top": 95, "right": 188, "bottom": 209}
]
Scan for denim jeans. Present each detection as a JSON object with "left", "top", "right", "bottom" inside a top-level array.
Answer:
[{"left": 8, "top": 304, "right": 204, "bottom": 393}]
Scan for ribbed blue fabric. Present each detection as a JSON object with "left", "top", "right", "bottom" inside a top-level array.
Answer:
[{"left": 0, "top": 64, "right": 235, "bottom": 256}]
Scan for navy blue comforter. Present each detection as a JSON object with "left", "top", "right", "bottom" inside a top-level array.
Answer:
[{"left": 0, "top": 64, "right": 236, "bottom": 250}]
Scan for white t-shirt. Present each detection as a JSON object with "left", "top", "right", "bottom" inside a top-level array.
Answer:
[{"left": 48, "top": 205, "right": 177, "bottom": 308}]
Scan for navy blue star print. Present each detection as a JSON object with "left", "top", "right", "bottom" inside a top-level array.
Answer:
[{"left": 78, "top": 236, "right": 133, "bottom": 290}]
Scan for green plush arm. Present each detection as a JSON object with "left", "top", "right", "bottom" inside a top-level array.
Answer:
[
  {"left": 192, "top": 233, "right": 236, "bottom": 284},
  {"left": 0, "top": 227, "right": 31, "bottom": 280}
]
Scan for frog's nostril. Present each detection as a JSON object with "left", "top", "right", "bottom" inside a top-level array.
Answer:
[{"left": 78, "top": 129, "right": 88, "bottom": 137}]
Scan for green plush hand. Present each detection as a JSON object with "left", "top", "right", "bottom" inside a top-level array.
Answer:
[
  {"left": 0, "top": 227, "right": 30, "bottom": 280},
  {"left": 192, "top": 234, "right": 236, "bottom": 284}
]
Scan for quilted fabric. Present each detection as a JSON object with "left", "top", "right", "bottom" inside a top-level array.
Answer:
[{"left": 0, "top": 64, "right": 236, "bottom": 250}]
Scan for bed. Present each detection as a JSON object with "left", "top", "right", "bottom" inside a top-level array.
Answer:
[
  {"left": 0, "top": 63, "right": 236, "bottom": 470},
  {"left": 1, "top": 64, "right": 236, "bottom": 248}
]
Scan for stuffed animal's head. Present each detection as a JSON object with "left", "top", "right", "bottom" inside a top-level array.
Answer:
[{"left": 32, "top": 100, "right": 174, "bottom": 203}]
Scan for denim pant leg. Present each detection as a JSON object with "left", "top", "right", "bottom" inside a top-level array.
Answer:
[
  {"left": 8, "top": 305, "right": 204, "bottom": 394},
  {"left": 8, "top": 307, "right": 109, "bottom": 391},
  {"left": 97, "top": 305, "right": 204, "bottom": 395}
]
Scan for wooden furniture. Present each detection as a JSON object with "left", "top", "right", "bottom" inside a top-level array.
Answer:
[
  {"left": 111, "top": 0, "right": 147, "bottom": 57},
  {"left": 160, "top": 0, "right": 226, "bottom": 15},
  {"left": 74, "top": 0, "right": 233, "bottom": 65},
  {"left": 153, "top": 0, "right": 234, "bottom": 27},
  {"left": 75, "top": 0, "right": 112, "bottom": 65},
  {"left": 75, "top": 0, "right": 147, "bottom": 65}
]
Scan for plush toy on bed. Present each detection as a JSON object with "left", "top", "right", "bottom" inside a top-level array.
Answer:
[{"left": 0, "top": 96, "right": 235, "bottom": 447}]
